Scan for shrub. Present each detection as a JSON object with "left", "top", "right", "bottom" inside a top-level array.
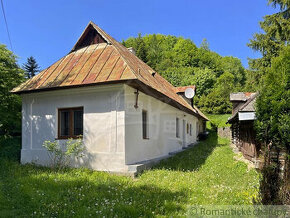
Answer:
[{"left": 43, "top": 137, "right": 84, "bottom": 169}]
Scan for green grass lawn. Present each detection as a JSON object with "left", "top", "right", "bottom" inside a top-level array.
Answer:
[
  {"left": 0, "top": 129, "right": 260, "bottom": 217},
  {"left": 206, "top": 114, "right": 231, "bottom": 128}
]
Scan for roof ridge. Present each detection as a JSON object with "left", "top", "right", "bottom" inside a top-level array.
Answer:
[
  {"left": 89, "top": 22, "right": 205, "bottom": 118},
  {"left": 228, "top": 92, "right": 258, "bottom": 122},
  {"left": 12, "top": 22, "right": 208, "bottom": 121},
  {"left": 239, "top": 92, "right": 258, "bottom": 111},
  {"left": 89, "top": 22, "right": 139, "bottom": 80}
]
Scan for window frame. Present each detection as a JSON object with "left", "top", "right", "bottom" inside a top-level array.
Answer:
[
  {"left": 176, "top": 117, "right": 180, "bottom": 138},
  {"left": 57, "top": 107, "right": 84, "bottom": 139},
  {"left": 142, "top": 110, "right": 149, "bottom": 139}
]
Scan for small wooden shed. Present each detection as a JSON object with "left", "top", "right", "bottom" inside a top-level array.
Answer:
[{"left": 228, "top": 92, "right": 260, "bottom": 161}]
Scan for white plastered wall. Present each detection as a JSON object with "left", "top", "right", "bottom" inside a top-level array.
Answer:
[
  {"left": 124, "top": 85, "right": 199, "bottom": 165},
  {"left": 21, "top": 84, "right": 126, "bottom": 172}
]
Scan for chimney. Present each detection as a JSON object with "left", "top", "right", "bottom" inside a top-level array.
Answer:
[{"left": 127, "top": 47, "right": 136, "bottom": 55}]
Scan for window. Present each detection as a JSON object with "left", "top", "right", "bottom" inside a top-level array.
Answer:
[
  {"left": 58, "top": 107, "right": 83, "bottom": 139},
  {"left": 142, "top": 110, "right": 149, "bottom": 139},
  {"left": 176, "top": 117, "right": 180, "bottom": 138},
  {"left": 187, "top": 123, "right": 189, "bottom": 134},
  {"left": 190, "top": 124, "right": 192, "bottom": 136}
]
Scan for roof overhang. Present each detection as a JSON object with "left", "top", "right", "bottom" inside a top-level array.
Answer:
[
  {"left": 127, "top": 80, "right": 208, "bottom": 121},
  {"left": 13, "top": 79, "right": 208, "bottom": 121}
]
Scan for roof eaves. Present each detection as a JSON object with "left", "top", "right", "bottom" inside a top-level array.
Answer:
[
  {"left": 228, "top": 93, "right": 258, "bottom": 122},
  {"left": 11, "top": 79, "right": 134, "bottom": 95}
]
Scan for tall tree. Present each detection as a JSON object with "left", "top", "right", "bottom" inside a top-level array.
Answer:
[
  {"left": 0, "top": 45, "right": 24, "bottom": 136},
  {"left": 135, "top": 33, "right": 148, "bottom": 63},
  {"left": 200, "top": 38, "right": 210, "bottom": 51},
  {"left": 248, "top": 0, "right": 290, "bottom": 205},
  {"left": 247, "top": 0, "right": 289, "bottom": 89},
  {"left": 255, "top": 45, "right": 290, "bottom": 204},
  {"left": 122, "top": 33, "right": 246, "bottom": 113},
  {"left": 198, "top": 72, "right": 235, "bottom": 114},
  {"left": 23, "top": 56, "right": 40, "bottom": 79}
]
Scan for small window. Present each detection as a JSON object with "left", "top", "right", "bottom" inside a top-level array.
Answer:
[
  {"left": 142, "top": 110, "right": 149, "bottom": 139},
  {"left": 58, "top": 107, "right": 83, "bottom": 139},
  {"left": 190, "top": 124, "right": 192, "bottom": 136},
  {"left": 176, "top": 117, "right": 180, "bottom": 138},
  {"left": 187, "top": 123, "right": 189, "bottom": 134}
]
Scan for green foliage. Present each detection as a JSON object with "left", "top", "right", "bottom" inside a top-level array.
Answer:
[
  {"left": 255, "top": 45, "right": 290, "bottom": 204},
  {"left": 198, "top": 72, "right": 235, "bottom": 114},
  {"left": 206, "top": 114, "right": 231, "bottom": 128},
  {"left": 0, "top": 45, "right": 24, "bottom": 136},
  {"left": 22, "top": 56, "right": 40, "bottom": 79},
  {"left": 255, "top": 46, "right": 290, "bottom": 151},
  {"left": 43, "top": 137, "right": 84, "bottom": 169},
  {"left": 0, "top": 132, "right": 259, "bottom": 216},
  {"left": 246, "top": 0, "right": 289, "bottom": 90},
  {"left": 122, "top": 34, "right": 246, "bottom": 114},
  {"left": 161, "top": 66, "right": 195, "bottom": 87},
  {"left": 0, "top": 136, "right": 21, "bottom": 161},
  {"left": 248, "top": 0, "right": 289, "bottom": 205},
  {"left": 220, "top": 56, "right": 246, "bottom": 86},
  {"left": 192, "top": 68, "right": 216, "bottom": 96}
]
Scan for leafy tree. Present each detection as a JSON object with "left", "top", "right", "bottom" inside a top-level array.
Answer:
[
  {"left": 161, "top": 66, "right": 195, "bottom": 87},
  {"left": 246, "top": 0, "right": 289, "bottom": 89},
  {"left": 146, "top": 34, "right": 162, "bottom": 70},
  {"left": 122, "top": 33, "right": 246, "bottom": 113},
  {"left": 135, "top": 33, "right": 148, "bottom": 63},
  {"left": 192, "top": 68, "right": 216, "bottom": 96},
  {"left": 172, "top": 38, "right": 198, "bottom": 67},
  {"left": 248, "top": 0, "right": 289, "bottom": 205},
  {"left": 255, "top": 45, "right": 290, "bottom": 204},
  {"left": 220, "top": 56, "right": 246, "bottom": 86},
  {"left": 0, "top": 45, "right": 25, "bottom": 136},
  {"left": 198, "top": 72, "right": 235, "bottom": 114},
  {"left": 200, "top": 38, "right": 210, "bottom": 51},
  {"left": 23, "top": 56, "right": 40, "bottom": 79}
]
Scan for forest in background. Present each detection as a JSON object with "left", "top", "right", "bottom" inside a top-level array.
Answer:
[{"left": 122, "top": 35, "right": 248, "bottom": 114}]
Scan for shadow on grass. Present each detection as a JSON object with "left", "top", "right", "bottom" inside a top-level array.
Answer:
[
  {"left": 153, "top": 131, "right": 222, "bottom": 171},
  {"left": 0, "top": 160, "right": 189, "bottom": 217}
]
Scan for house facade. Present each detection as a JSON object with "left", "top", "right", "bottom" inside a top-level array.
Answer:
[{"left": 12, "top": 22, "right": 208, "bottom": 173}]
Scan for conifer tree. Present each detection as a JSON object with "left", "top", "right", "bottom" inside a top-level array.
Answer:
[{"left": 23, "top": 56, "right": 40, "bottom": 79}]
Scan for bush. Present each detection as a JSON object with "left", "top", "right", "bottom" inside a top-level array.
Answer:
[
  {"left": 43, "top": 137, "right": 84, "bottom": 169},
  {"left": 0, "top": 136, "right": 21, "bottom": 161}
]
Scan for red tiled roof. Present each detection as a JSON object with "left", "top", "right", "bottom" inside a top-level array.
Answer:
[
  {"left": 12, "top": 22, "right": 208, "bottom": 121},
  {"left": 175, "top": 85, "right": 196, "bottom": 93}
]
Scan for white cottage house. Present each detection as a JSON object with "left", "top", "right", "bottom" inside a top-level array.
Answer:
[{"left": 12, "top": 22, "right": 208, "bottom": 174}]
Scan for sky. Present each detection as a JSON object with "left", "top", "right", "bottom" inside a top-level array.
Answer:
[{"left": 0, "top": 0, "right": 279, "bottom": 70}]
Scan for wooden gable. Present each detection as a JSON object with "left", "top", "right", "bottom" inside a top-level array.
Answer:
[{"left": 71, "top": 24, "right": 107, "bottom": 52}]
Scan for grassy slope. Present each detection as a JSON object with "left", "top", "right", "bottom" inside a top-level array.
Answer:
[
  {"left": 206, "top": 114, "right": 231, "bottom": 128},
  {"left": 0, "top": 119, "right": 259, "bottom": 217}
]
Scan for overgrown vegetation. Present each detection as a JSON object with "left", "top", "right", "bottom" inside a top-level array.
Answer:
[
  {"left": 42, "top": 137, "right": 84, "bottom": 169},
  {"left": 0, "top": 45, "right": 24, "bottom": 137},
  {"left": 255, "top": 46, "right": 290, "bottom": 204},
  {"left": 248, "top": 0, "right": 290, "bottom": 205},
  {"left": 0, "top": 126, "right": 259, "bottom": 217},
  {"left": 122, "top": 35, "right": 245, "bottom": 114}
]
